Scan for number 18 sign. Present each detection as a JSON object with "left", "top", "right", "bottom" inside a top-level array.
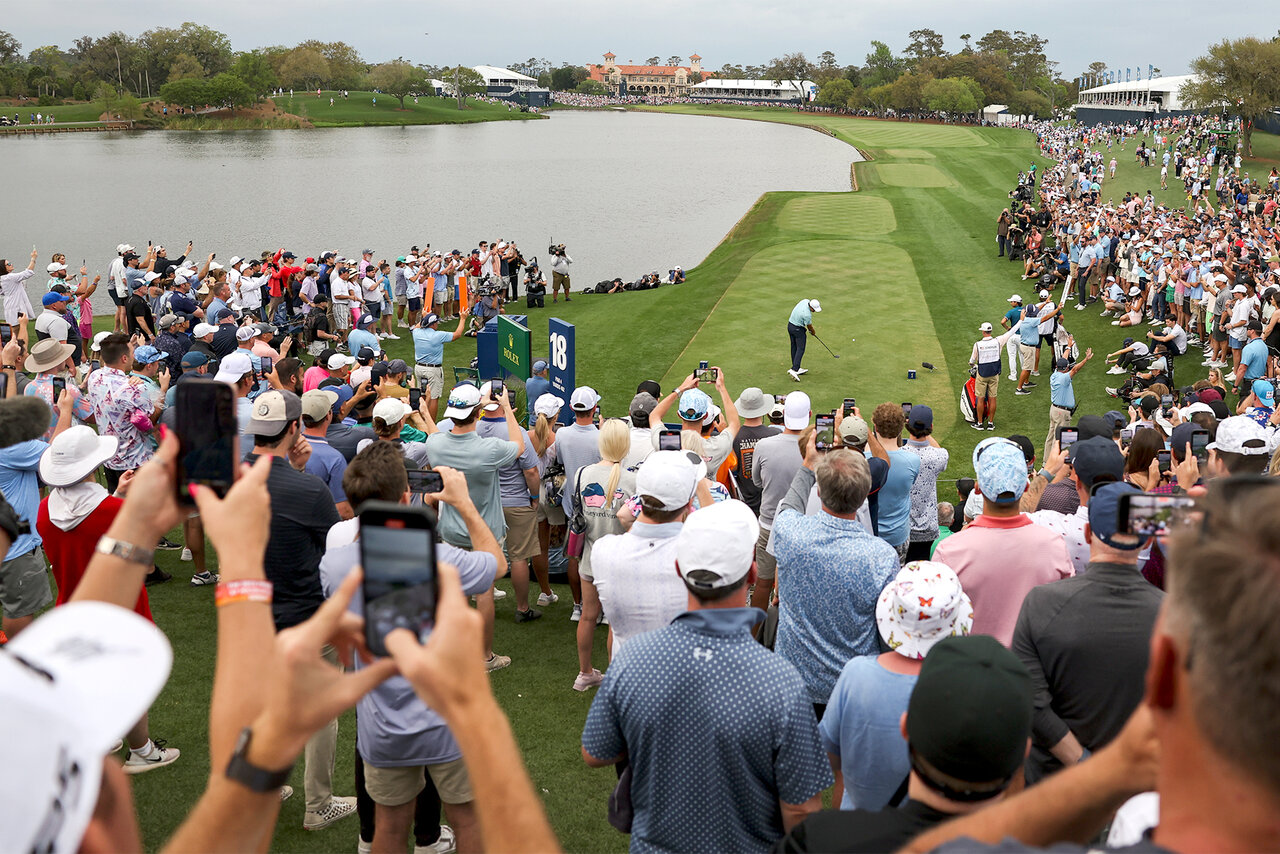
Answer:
[{"left": 548, "top": 318, "right": 576, "bottom": 425}]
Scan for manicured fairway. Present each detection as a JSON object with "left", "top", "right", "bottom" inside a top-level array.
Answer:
[{"left": 273, "top": 90, "right": 540, "bottom": 127}]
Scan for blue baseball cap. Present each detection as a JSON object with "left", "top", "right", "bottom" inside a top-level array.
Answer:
[
  {"left": 974, "top": 439, "right": 1028, "bottom": 504},
  {"left": 1087, "top": 482, "right": 1144, "bottom": 550},
  {"left": 180, "top": 351, "right": 209, "bottom": 368},
  {"left": 357, "top": 313, "right": 375, "bottom": 327},
  {"left": 42, "top": 291, "right": 69, "bottom": 306},
  {"left": 532, "top": 359, "right": 548, "bottom": 374},
  {"left": 907, "top": 404, "right": 933, "bottom": 432},
  {"left": 1252, "top": 379, "right": 1275, "bottom": 408},
  {"left": 133, "top": 345, "right": 164, "bottom": 366},
  {"left": 677, "top": 389, "right": 711, "bottom": 422}
]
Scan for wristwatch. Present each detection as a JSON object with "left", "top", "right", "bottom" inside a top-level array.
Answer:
[
  {"left": 225, "top": 727, "right": 294, "bottom": 793},
  {"left": 95, "top": 536, "right": 155, "bottom": 568}
]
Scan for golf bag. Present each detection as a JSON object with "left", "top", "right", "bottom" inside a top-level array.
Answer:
[{"left": 961, "top": 374, "right": 992, "bottom": 425}]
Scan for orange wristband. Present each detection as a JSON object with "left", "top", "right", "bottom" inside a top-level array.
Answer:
[{"left": 215, "top": 580, "right": 273, "bottom": 607}]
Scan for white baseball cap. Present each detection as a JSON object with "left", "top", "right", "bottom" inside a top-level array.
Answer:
[
  {"left": 235, "top": 326, "right": 257, "bottom": 342},
  {"left": 675, "top": 499, "right": 759, "bottom": 590},
  {"left": 1038, "top": 289, "right": 1049, "bottom": 299},
  {"left": 444, "top": 383, "right": 483, "bottom": 420},
  {"left": 534, "top": 393, "right": 565, "bottom": 418},
  {"left": 783, "top": 391, "right": 811, "bottom": 431},
  {"left": 192, "top": 322, "right": 218, "bottom": 338},
  {"left": 979, "top": 322, "right": 993, "bottom": 332},
  {"left": 1207, "top": 416, "right": 1271, "bottom": 456},
  {"left": 808, "top": 299, "right": 822, "bottom": 313},
  {"left": 636, "top": 450, "right": 699, "bottom": 512},
  {"left": 46, "top": 262, "right": 66, "bottom": 273},
  {"left": 214, "top": 351, "right": 254, "bottom": 383},
  {"left": 326, "top": 353, "right": 356, "bottom": 371},
  {"left": 478, "top": 381, "right": 503, "bottom": 412},
  {"left": 0, "top": 602, "right": 172, "bottom": 854},
  {"left": 570, "top": 386, "right": 601, "bottom": 412},
  {"left": 90, "top": 330, "right": 112, "bottom": 352},
  {"left": 372, "top": 397, "right": 413, "bottom": 424},
  {"left": 1008, "top": 294, "right": 1023, "bottom": 304}
]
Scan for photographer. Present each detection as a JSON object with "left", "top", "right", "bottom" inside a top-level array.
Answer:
[
  {"left": 469, "top": 278, "right": 503, "bottom": 336},
  {"left": 524, "top": 262, "right": 547, "bottom": 309},
  {"left": 549, "top": 244, "right": 572, "bottom": 303}
]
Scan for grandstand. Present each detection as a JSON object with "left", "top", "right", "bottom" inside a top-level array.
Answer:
[
  {"left": 1073, "top": 74, "right": 1197, "bottom": 125},
  {"left": 689, "top": 78, "right": 817, "bottom": 104}
]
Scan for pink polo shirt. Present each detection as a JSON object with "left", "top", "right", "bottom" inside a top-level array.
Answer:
[
  {"left": 303, "top": 365, "right": 331, "bottom": 392},
  {"left": 932, "top": 513, "right": 1073, "bottom": 646}
]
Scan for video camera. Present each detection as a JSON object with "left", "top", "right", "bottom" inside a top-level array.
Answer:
[{"left": 548, "top": 242, "right": 566, "bottom": 257}]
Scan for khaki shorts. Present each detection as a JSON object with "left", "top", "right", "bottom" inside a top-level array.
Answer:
[
  {"left": 754, "top": 525, "right": 777, "bottom": 581},
  {"left": 414, "top": 365, "right": 444, "bottom": 399},
  {"left": 975, "top": 373, "right": 999, "bottom": 397},
  {"left": 536, "top": 500, "right": 567, "bottom": 526},
  {"left": 503, "top": 504, "right": 541, "bottom": 561},
  {"left": 395, "top": 293, "right": 408, "bottom": 306},
  {"left": 0, "top": 547, "right": 52, "bottom": 619},
  {"left": 364, "top": 757, "right": 473, "bottom": 806},
  {"left": 1019, "top": 343, "right": 1038, "bottom": 371}
]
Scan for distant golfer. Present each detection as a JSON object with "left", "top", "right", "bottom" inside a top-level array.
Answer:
[{"left": 787, "top": 298, "right": 821, "bottom": 382}]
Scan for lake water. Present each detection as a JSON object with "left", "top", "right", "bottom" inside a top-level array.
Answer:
[{"left": 1, "top": 110, "right": 860, "bottom": 315}]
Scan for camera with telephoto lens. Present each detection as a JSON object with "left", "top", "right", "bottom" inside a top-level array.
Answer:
[{"left": 548, "top": 243, "right": 566, "bottom": 257}]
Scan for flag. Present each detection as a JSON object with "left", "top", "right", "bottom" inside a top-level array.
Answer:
[
  {"left": 1149, "top": 64, "right": 1154, "bottom": 80},
  {"left": 1126, "top": 68, "right": 1130, "bottom": 82}
]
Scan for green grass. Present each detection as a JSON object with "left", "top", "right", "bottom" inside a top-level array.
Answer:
[
  {"left": 103, "top": 111, "right": 1280, "bottom": 852},
  {"left": 272, "top": 90, "right": 542, "bottom": 128},
  {"left": 0, "top": 100, "right": 106, "bottom": 123}
]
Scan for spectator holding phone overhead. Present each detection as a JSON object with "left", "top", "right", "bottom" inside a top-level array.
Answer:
[{"left": 0, "top": 247, "right": 39, "bottom": 324}]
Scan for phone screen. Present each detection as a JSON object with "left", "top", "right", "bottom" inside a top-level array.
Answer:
[
  {"left": 773, "top": 394, "right": 787, "bottom": 405},
  {"left": 1190, "top": 429, "right": 1209, "bottom": 463},
  {"left": 1119, "top": 492, "right": 1196, "bottom": 539},
  {"left": 491, "top": 379, "right": 504, "bottom": 398},
  {"left": 843, "top": 398, "right": 856, "bottom": 417},
  {"left": 901, "top": 402, "right": 912, "bottom": 417},
  {"left": 360, "top": 502, "right": 437, "bottom": 657},
  {"left": 1160, "top": 394, "right": 1173, "bottom": 409},
  {"left": 1157, "top": 449, "right": 1172, "bottom": 473},
  {"left": 0, "top": 323, "right": 11, "bottom": 344},
  {"left": 406, "top": 469, "right": 444, "bottom": 494},
  {"left": 52, "top": 377, "right": 66, "bottom": 404},
  {"left": 695, "top": 367, "right": 718, "bottom": 383},
  {"left": 1059, "top": 427, "right": 1079, "bottom": 448},
  {"left": 1120, "top": 426, "right": 1135, "bottom": 449},
  {"left": 658, "top": 429, "right": 682, "bottom": 451},
  {"left": 816, "top": 414, "right": 836, "bottom": 451},
  {"left": 90, "top": 359, "right": 101, "bottom": 373},
  {"left": 260, "top": 357, "right": 272, "bottom": 378},
  {"left": 409, "top": 388, "right": 422, "bottom": 411},
  {"left": 175, "top": 379, "right": 238, "bottom": 505}
]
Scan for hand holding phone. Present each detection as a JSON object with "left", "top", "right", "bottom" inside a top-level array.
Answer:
[
  {"left": 658, "top": 429, "right": 682, "bottom": 451},
  {"left": 815, "top": 413, "right": 836, "bottom": 451},
  {"left": 360, "top": 502, "right": 438, "bottom": 657},
  {"left": 1058, "top": 427, "right": 1079, "bottom": 449},
  {"left": 843, "top": 398, "right": 856, "bottom": 417},
  {"left": 409, "top": 387, "right": 423, "bottom": 411},
  {"left": 407, "top": 469, "right": 445, "bottom": 494},
  {"left": 175, "top": 380, "right": 239, "bottom": 506}
]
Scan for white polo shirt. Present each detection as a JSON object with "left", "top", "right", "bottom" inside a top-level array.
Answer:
[{"left": 590, "top": 520, "right": 689, "bottom": 658}]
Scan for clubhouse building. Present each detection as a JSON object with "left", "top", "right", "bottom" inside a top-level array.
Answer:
[{"left": 586, "top": 54, "right": 706, "bottom": 96}]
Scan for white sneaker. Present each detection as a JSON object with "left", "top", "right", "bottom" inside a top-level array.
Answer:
[
  {"left": 570, "top": 603, "right": 582, "bottom": 622},
  {"left": 386, "top": 333, "right": 400, "bottom": 340},
  {"left": 1008, "top": 374, "right": 1017, "bottom": 381},
  {"left": 414, "top": 825, "right": 457, "bottom": 854},
  {"left": 122, "top": 740, "right": 180, "bottom": 775},
  {"left": 1107, "top": 366, "right": 1127, "bottom": 375},
  {"left": 180, "top": 547, "right": 192, "bottom": 561},
  {"left": 787, "top": 369, "right": 800, "bottom": 382},
  {"left": 1201, "top": 360, "right": 1214, "bottom": 367},
  {"left": 1111, "top": 320, "right": 1122, "bottom": 325},
  {"left": 304, "top": 796, "right": 358, "bottom": 831},
  {"left": 573, "top": 669, "right": 604, "bottom": 691},
  {"left": 492, "top": 588, "right": 506, "bottom": 600},
  {"left": 1075, "top": 304, "right": 1086, "bottom": 310},
  {"left": 397, "top": 321, "right": 409, "bottom": 328},
  {"left": 1031, "top": 371, "right": 1041, "bottom": 377},
  {"left": 537, "top": 591, "right": 559, "bottom": 607},
  {"left": 280, "top": 785, "right": 294, "bottom": 802}
]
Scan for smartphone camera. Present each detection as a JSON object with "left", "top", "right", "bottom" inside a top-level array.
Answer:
[
  {"left": 658, "top": 429, "right": 682, "bottom": 451},
  {"left": 695, "top": 367, "right": 718, "bottom": 383},
  {"left": 815, "top": 413, "right": 836, "bottom": 451},
  {"left": 175, "top": 379, "right": 238, "bottom": 505},
  {"left": 1157, "top": 449, "right": 1172, "bottom": 473},
  {"left": 901, "top": 402, "right": 912, "bottom": 418},
  {"left": 409, "top": 388, "right": 423, "bottom": 411},
  {"left": 1058, "top": 426, "right": 1079, "bottom": 449},
  {"left": 360, "top": 502, "right": 438, "bottom": 657},
  {"left": 407, "top": 469, "right": 444, "bottom": 494},
  {"left": 843, "top": 398, "right": 856, "bottom": 417},
  {"left": 1119, "top": 492, "right": 1196, "bottom": 539}
]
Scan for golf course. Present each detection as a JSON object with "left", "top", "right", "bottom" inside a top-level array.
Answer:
[{"left": 118, "top": 107, "right": 1280, "bottom": 853}]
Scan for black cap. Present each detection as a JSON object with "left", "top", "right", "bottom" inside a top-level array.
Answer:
[
  {"left": 636, "top": 380, "right": 662, "bottom": 399},
  {"left": 1067, "top": 436, "right": 1124, "bottom": 488},
  {"left": 1139, "top": 396, "right": 1159, "bottom": 413},
  {"left": 1208, "top": 399, "right": 1230, "bottom": 419},
  {"left": 907, "top": 636, "right": 1033, "bottom": 790},
  {"left": 1122, "top": 337, "right": 1135, "bottom": 346},
  {"left": 1076, "top": 414, "right": 1112, "bottom": 441},
  {"left": 1055, "top": 357, "right": 1070, "bottom": 371},
  {"left": 1006, "top": 434, "right": 1035, "bottom": 463}
]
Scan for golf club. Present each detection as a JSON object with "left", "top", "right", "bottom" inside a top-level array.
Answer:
[{"left": 813, "top": 334, "right": 840, "bottom": 358}]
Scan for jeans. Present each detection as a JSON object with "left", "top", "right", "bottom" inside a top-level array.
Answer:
[
  {"left": 997, "top": 234, "right": 1008, "bottom": 257},
  {"left": 787, "top": 323, "right": 807, "bottom": 371},
  {"left": 1153, "top": 291, "right": 1167, "bottom": 323}
]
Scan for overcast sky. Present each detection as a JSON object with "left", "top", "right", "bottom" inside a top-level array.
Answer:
[{"left": 8, "top": 0, "right": 1276, "bottom": 80}]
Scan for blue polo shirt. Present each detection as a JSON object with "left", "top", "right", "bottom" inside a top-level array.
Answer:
[
  {"left": 411, "top": 327, "right": 453, "bottom": 365},
  {"left": 788, "top": 299, "right": 813, "bottom": 327},
  {"left": 1241, "top": 337, "right": 1268, "bottom": 381},
  {"left": 347, "top": 327, "right": 380, "bottom": 357},
  {"left": 874, "top": 449, "right": 920, "bottom": 548},
  {"left": 304, "top": 436, "right": 348, "bottom": 504},
  {"left": 582, "top": 607, "right": 832, "bottom": 854},
  {"left": 1018, "top": 309, "right": 1041, "bottom": 346},
  {"left": 1050, "top": 369, "right": 1075, "bottom": 409}
]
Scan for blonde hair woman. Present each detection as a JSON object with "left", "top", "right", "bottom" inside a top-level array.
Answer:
[{"left": 571, "top": 419, "right": 635, "bottom": 691}]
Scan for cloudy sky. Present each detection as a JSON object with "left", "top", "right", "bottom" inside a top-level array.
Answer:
[{"left": 8, "top": 0, "right": 1276, "bottom": 80}]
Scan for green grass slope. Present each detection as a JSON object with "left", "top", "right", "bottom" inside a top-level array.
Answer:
[{"left": 274, "top": 90, "right": 541, "bottom": 127}]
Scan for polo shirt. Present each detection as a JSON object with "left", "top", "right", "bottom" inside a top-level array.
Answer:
[
  {"left": 582, "top": 607, "right": 833, "bottom": 854},
  {"left": 1049, "top": 370, "right": 1075, "bottom": 409},
  {"left": 320, "top": 540, "right": 495, "bottom": 767},
  {"left": 1012, "top": 560, "right": 1162, "bottom": 783},
  {"left": 324, "top": 421, "right": 377, "bottom": 461},
  {"left": 34, "top": 307, "right": 71, "bottom": 342},
  {"left": 932, "top": 513, "right": 1074, "bottom": 646},
  {"left": 1027, "top": 503, "right": 1089, "bottom": 575},
  {"left": 752, "top": 431, "right": 803, "bottom": 529},
  {"left": 524, "top": 375, "right": 551, "bottom": 414},
  {"left": 347, "top": 327, "right": 380, "bottom": 357},
  {"left": 304, "top": 435, "right": 348, "bottom": 505},
  {"left": 773, "top": 468, "right": 901, "bottom": 703},
  {"left": 0, "top": 440, "right": 46, "bottom": 559},
  {"left": 590, "top": 521, "right": 687, "bottom": 655},
  {"left": 476, "top": 417, "right": 540, "bottom": 507},
  {"left": 819, "top": 655, "right": 917, "bottom": 809},
  {"left": 788, "top": 299, "right": 813, "bottom": 327},
  {"left": 875, "top": 449, "right": 920, "bottom": 548},
  {"left": 1018, "top": 310, "right": 1041, "bottom": 346},
  {"left": 549, "top": 423, "right": 601, "bottom": 515},
  {"left": 421, "top": 430, "right": 521, "bottom": 548},
  {"left": 243, "top": 454, "right": 342, "bottom": 629},
  {"left": 1241, "top": 337, "right": 1267, "bottom": 381},
  {"left": 411, "top": 327, "right": 453, "bottom": 366}
]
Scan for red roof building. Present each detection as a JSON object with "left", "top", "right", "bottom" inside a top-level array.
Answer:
[{"left": 585, "top": 53, "right": 709, "bottom": 96}]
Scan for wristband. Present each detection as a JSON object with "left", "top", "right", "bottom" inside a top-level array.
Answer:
[{"left": 215, "top": 579, "right": 273, "bottom": 607}]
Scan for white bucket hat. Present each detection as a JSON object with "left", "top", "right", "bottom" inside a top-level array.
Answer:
[
  {"left": 876, "top": 561, "right": 974, "bottom": 660},
  {"left": 39, "top": 425, "right": 119, "bottom": 487}
]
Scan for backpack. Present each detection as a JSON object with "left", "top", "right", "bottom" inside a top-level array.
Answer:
[{"left": 543, "top": 460, "right": 566, "bottom": 506}]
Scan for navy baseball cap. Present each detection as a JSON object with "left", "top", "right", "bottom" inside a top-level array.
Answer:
[
  {"left": 1088, "top": 482, "right": 1144, "bottom": 550},
  {"left": 907, "top": 404, "right": 933, "bottom": 433}
]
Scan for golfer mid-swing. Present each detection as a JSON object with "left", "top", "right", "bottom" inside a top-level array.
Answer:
[{"left": 787, "top": 297, "right": 821, "bottom": 382}]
